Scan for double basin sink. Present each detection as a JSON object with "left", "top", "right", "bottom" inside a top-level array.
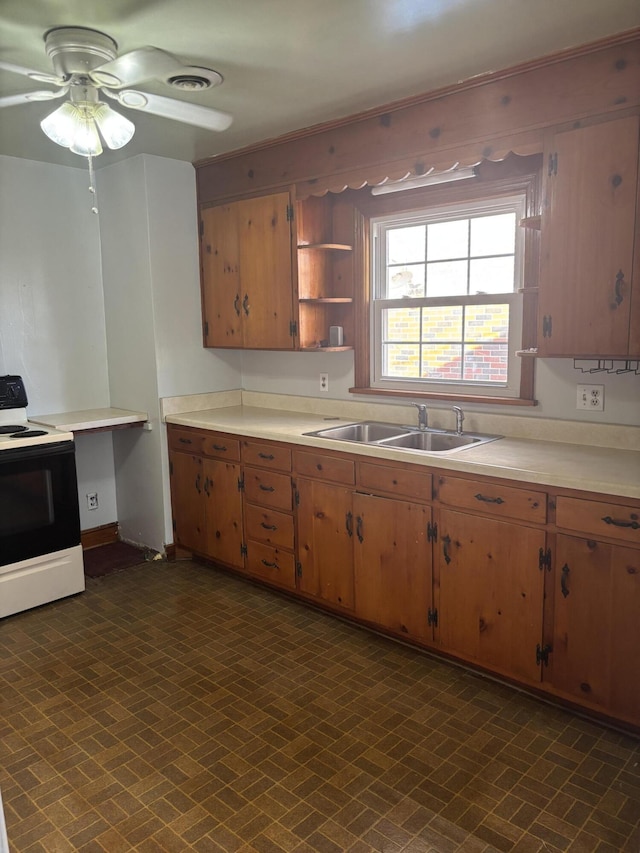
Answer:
[{"left": 304, "top": 421, "right": 502, "bottom": 454}]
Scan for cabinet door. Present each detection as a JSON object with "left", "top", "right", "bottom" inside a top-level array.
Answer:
[
  {"left": 353, "top": 493, "right": 432, "bottom": 642},
  {"left": 550, "top": 534, "right": 640, "bottom": 722},
  {"left": 435, "top": 509, "right": 545, "bottom": 683},
  {"left": 203, "top": 458, "right": 244, "bottom": 568},
  {"left": 295, "top": 478, "right": 355, "bottom": 610},
  {"left": 539, "top": 116, "right": 639, "bottom": 356},
  {"left": 200, "top": 203, "right": 242, "bottom": 347},
  {"left": 236, "top": 193, "right": 295, "bottom": 349},
  {"left": 169, "top": 451, "right": 205, "bottom": 553}
]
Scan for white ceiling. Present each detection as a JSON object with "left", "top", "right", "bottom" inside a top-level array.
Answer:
[{"left": 1, "top": 0, "right": 639, "bottom": 170}]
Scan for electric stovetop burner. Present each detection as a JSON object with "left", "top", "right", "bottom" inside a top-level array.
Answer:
[
  {"left": 0, "top": 424, "right": 28, "bottom": 434},
  {"left": 11, "top": 429, "right": 48, "bottom": 438}
]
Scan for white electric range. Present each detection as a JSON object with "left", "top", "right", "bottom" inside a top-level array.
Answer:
[{"left": 0, "top": 375, "right": 85, "bottom": 618}]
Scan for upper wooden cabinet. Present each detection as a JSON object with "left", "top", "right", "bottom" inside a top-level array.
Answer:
[
  {"left": 199, "top": 190, "right": 358, "bottom": 352},
  {"left": 538, "top": 115, "right": 640, "bottom": 357},
  {"left": 200, "top": 192, "right": 296, "bottom": 350}
]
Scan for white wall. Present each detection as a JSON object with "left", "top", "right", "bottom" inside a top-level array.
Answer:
[
  {"left": 0, "top": 155, "right": 118, "bottom": 528},
  {"left": 97, "top": 155, "right": 241, "bottom": 550},
  {"left": 241, "top": 347, "right": 640, "bottom": 427}
]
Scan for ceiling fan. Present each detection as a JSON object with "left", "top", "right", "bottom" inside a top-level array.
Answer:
[{"left": 0, "top": 26, "right": 233, "bottom": 157}]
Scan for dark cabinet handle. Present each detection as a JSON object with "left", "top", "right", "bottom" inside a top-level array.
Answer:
[
  {"left": 259, "top": 484, "right": 275, "bottom": 492},
  {"left": 261, "top": 559, "right": 278, "bottom": 569},
  {"left": 204, "top": 477, "right": 211, "bottom": 497},
  {"left": 178, "top": 437, "right": 192, "bottom": 445},
  {"left": 243, "top": 294, "right": 250, "bottom": 315},
  {"left": 474, "top": 493, "right": 504, "bottom": 505},
  {"left": 602, "top": 515, "right": 639, "bottom": 530},
  {"left": 561, "top": 563, "right": 570, "bottom": 598},
  {"left": 346, "top": 511, "right": 353, "bottom": 538},
  {"left": 356, "top": 516, "right": 363, "bottom": 543},
  {"left": 260, "top": 522, "right": 277, "bottom": 531},
  {"left": 442, "top": 534, "right": 452, "bottom": 565},
  {"left": 234, "top": 294, "right": 241, "bottom": 316},
  {"left": 212, "top": 444, "right": 227, "bottom": 452},
  {"left": 258, "top": 452, "right": 275, "bottom": 460},
  {"left": 614, "top": 270, "right": 625, "bottom": 306},
  {"left": 195, "top": 473, "right": 202, "bottom": 494}
]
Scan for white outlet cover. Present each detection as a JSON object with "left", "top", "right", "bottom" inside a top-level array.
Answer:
[{"left": 576, "top": 384, "right": 604, "bottom": 411}]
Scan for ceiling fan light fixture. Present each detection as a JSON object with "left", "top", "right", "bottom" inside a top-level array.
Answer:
[
  {"left": 40, "top": 101, "right": 82, "bottom": 148},
  {"left": 93, "top": 103, "right": 135, "bottom": 149}
]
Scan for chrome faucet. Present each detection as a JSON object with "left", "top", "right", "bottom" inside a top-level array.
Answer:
[
  {"left": 411, "top": 403, "right": 428, "bottom": 430},
  {"left": 452, "top": 406, "right": 465, "bottom": 435}
]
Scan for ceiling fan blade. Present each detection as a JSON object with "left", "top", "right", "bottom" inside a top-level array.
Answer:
[
  {"left": 0, "top": 60, "right": 63, "bottom": 85},
  {"left": 117, "top": 90, "right": 233, "bottom": 132},
  {"left": 0, "top": 88, "right": 67, "bottom": 108},
  {"left": 90, "top": 46, "right": 185, "bottom": 88}
]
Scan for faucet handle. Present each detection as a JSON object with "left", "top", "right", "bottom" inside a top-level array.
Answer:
[{"left": 452, "top": 406, "right": 465, "bottom": 435}]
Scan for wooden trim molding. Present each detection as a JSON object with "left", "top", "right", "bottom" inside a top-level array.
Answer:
[
  {"left": 81, "top": 522, "right": 119, "bottom": 551},
  {"left": 195, "top": 31, "right": 640, "bottom": 204}
]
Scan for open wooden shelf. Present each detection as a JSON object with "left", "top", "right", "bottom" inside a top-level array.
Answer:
[
  {"left": 300, "top": 345, "right": 354, "bottom": 352},
  {"left": 297, "top": 242, "right": 353, "bottom": 251},
  {"left": 299, "top": 297, "right": 353, "bottom": 304},
  {"left": 519, "top": 215, "right": 542, "bottom": 230}
]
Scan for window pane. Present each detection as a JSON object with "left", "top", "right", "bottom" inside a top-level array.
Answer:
[
  {"left": 427, "top": 219, "right": 468, "bottom": 261},
  {"left": 421, "top": 344, "right": 463, "bottom": 380},
  {"left": 383, "top": 343, "right": 421, "bottom": 377},
  {"left": 383, "top": 307, "right": 421, "bottom": 342},
  {"left": 469, "top": 256, "right": 515, "bottom": 294},
  {"left": 387, "top": 264, "right": 425, "bottom": 297},
  {"left": 388, "top": 225, "right": 425, "bottom": 264},
  {"left": 464, "top": 304, "right": 509, "bottom": 343},
  {"left": 470, "top": 213, "right": 516, "bottom": 257},
  {"left": 463, "top": 344, "right": 508, "bottom": 382},
  {"left": 426, "top": 260, "right": 468, "bottom": 296},
  {"left": 421, "top": 306, "right": 463, "bottom": 342}
]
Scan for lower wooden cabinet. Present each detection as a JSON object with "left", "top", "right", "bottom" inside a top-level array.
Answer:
[
  {"left": 435, "top": 509, "right": 546, "bottom": 684},
  {"left": 353, "top": 493, "right": 432, "bottom": 643},
  {"left": 167, "top": 424, "right": 640, "bottom": 731},
  {"left": 548, "top": 533, "right": 640, "bottom": 723}
]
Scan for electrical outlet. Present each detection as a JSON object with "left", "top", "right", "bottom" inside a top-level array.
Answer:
[
  {"left": 319, "top": 372, "right": 329, "bottom": 393},
  {"left": 576, "top": 384, "right": 604, "bottom": 411},
  {"left": 86, "top": 492, "right": 99, "bottom": 510}
]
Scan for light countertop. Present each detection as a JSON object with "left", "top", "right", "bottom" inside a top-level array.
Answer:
[
  {"left": 165, "top": 405, "right": 640, "bottom": 501},
  {"left": 31, "top": 407, "right": 148, "bottom": 433}
]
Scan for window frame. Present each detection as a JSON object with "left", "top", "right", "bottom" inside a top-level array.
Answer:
[
  {"left": 371, "top": 195, "right": 525, "bottom": 397},
  {"left": 350, "top": 156, "right": 542, "bottom": 406}
]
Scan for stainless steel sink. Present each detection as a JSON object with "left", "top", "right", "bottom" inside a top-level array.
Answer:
[
  {"left": 305, "top": 421, "right": 408, "bottom": 443},
  {"left": 304, "top": 421, "right": 501, "bottom": 453},
  {"left": 378, "top": 431, "right": 494, "bottom": 452}
]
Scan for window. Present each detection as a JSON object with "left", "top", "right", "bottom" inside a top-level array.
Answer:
[{"left": 370, "top": 195, "right": 526, "bottom": 399}]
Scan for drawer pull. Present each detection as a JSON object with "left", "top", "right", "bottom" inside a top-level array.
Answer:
[
  {"left": 234, "top": 294, "right": 241, "bottom": 316},
  {"left": 356, "top": 515, "right": 364, "bottom": 543},
  {"left": 261, "top": 559, "right": 278, "bottom": 569},
  {"left": 561, "top": 563, "right": 570, "bottom": 598},
  {"left": 474, "top": 493, "right": 504, "bottom": 505},
  {"left": 178, "top": 437, "right": 192, "bottom": 445},
  {"left": 260, "top": 522, "right": 277, "bottom": 531},
  {"left": 258, "top": 452, "right": 275, "bottom": 460},
  {"left": 346, "top": 511, "right": 353, "bottom": 538},
  {"left": 601, "top": 515, "right": 639, "bottom": 530},
  {"left": 259, "top": 484, "right": 275, "bottom": 492},
  {"left": 212, "top": 443, "right": 227, "bottom": 452}
]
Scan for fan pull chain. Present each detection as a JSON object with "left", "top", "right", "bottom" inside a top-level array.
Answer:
[{"left": 87, "top": 154, "right": 99, "bottom": 215}]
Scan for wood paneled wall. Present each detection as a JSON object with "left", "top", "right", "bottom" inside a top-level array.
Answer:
[{"left": 196, "top": 30, "right": 640, "bottom": 204}]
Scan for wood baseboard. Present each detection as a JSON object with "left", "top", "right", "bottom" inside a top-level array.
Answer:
[{"left": 82, "top": 522, "right": 119, "bottom": 551}]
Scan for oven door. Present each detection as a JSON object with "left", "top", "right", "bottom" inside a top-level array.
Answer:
[{"left": 0, "top": 441, "right": 81, "bottom": 568}]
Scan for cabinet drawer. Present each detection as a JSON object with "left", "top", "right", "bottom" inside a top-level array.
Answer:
[
  {"left": 556, "top": 496, "right": 640, "bottom": 546},
  {"left": 293, "top": 450, "right": 355, "bottom": 485},
  {"left": 437, "top": 475, "right": 547, "bottom": 524},
  {"left": 202, "top": 433, "right": 240, "bottom": 462},
  {"left": 244, "top": 504, "right": 294, "bottom": 549},
  {"left": 242, "top": 441, "right": 291, "bottom": 471},
  {"left": 245, "top": 542, "right": 296, "bottom": 590},
  {"left": 244, "top": 468, "right": 292, "bottom": 511},
  {"left": 168, "top": 427, "right": 204, "bottom": 454},
  {"left": 357, "top": 461, "right": 432, "bottom": 502}
]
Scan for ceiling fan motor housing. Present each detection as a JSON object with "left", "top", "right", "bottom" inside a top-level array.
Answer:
[{"left": 44, "top": 27, "right": 117, "bottom": 78}]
